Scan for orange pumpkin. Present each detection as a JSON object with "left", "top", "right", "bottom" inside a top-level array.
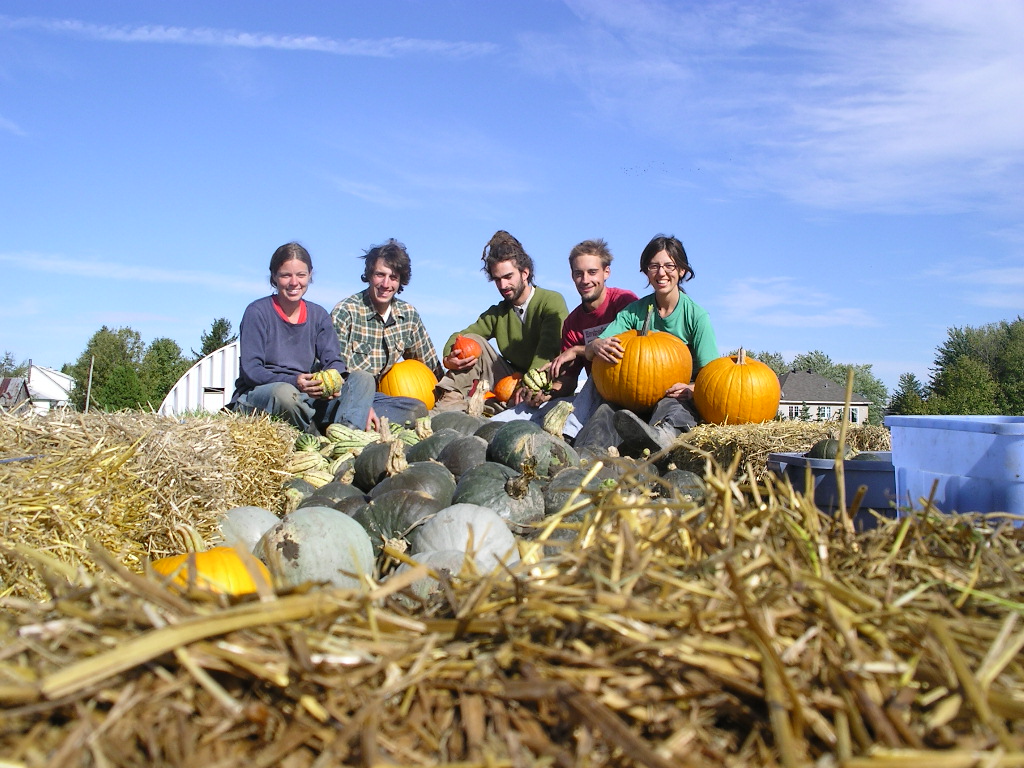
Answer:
[
  {"left": 379, "top": 359, "right": 438, "bottom": 410},
  {"left": 591, "top": 306, "right": 692, "bottom": 414},
  {"left": 450, "top": 335, "right": 482, "bottom": 361},
  {"left": 492, "top": 373, "right": 523, "bottom": 404},
  {"left": 150, "top": 546, "right": 271, "bottom": 596},
  {"left": 693, "top": 348, "right": 780, "bottom": 424}
]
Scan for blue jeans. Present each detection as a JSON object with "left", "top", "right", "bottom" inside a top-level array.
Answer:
[{"left": 234, "top": 370, "right": 376, "bottom": 433}]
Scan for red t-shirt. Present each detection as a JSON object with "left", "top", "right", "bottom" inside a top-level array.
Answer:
[{"left": 560, "top": 286, "right": 638, "bottom": 376}]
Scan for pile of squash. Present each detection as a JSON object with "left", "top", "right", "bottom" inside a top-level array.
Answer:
[{"left": 149, "top": 409, "right": 706, "bottom": 600}]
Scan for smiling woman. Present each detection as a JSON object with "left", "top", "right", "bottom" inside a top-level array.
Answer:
[{"left": 227, "top": 242, "right": 377, "bottom": 436}]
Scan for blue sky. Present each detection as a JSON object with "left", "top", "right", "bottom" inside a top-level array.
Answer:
[{"left": 2, "top": 1, "right": 1022, "bottom": 394}]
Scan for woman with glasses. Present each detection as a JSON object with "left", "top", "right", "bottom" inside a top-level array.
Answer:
[{"left": 572, "top": 234, "right": 719, "bottom": 455}]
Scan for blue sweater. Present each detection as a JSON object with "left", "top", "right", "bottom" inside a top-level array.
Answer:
[{"left": 230, "top": 296, "right": 346, "bottom": 404}]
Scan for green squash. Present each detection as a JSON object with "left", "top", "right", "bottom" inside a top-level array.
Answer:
[
  {"left": 849, "top": 451, "right": 886, "bottom": 461},
  {"left": 254, "top": 505, "right": 375, "bottom": 590},
  {"left": 657, "top": 469, "right": 706, "bottom": 503},
  {"left": 404, "top": 428, "right": 463, "bottom": 463},
  {"left": 487, "top": 420, "right": 580, "bottom": 478},
  {"left": 368, "top": 460, "right": 457, "bottom": 507},
  {"left": 542, "top": 465, "right": 622, "bottom": 519},
  {"left": 453, "top": 461, "right": 545, "bottom": 535},
  {"left": 805, "top": 439, "right": 856, "bottom": 460},
  {"left": 392, "top": 549, "right": 467, "bottom": 601},
  {"left": 473, "top": 420, "right": 505, "bottom": 443},
  {"left": 436, "top": 434, "right": 489, "bottom": 480},
  {"left": 352, "top": 489, "right": 446, "bottom": 556},
  {"left": 353, "top": 439, "right": 409, "bottom": 492},
  {"left": 297, "top": 481, "right": 367, "bottom": 512},
  {"left": 409, "top": 503, "right": 520, "bottom": 574},
  {"left": 218, "top": 506, "right": 280, "bottom": 554},
  {"left": 430, "top": 411, "right": 487, "bottom": 436}
]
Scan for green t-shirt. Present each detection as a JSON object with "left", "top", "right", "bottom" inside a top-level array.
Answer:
[
  {"left": 444, "top": 286, "right": 569, "bottom": 373},
  {"left": 599, "top": 293, "right": 719, "bottom": 373}
]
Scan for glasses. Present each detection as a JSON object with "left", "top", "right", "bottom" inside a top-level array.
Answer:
[{"left": 645, "top": 263, "right": 678, "bottom": 275}]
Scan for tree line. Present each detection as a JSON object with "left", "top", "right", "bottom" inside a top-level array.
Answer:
[
  {"left": 0, "top": 319, "right": 237, "bottom": 412},
  {"left": 887, "top": 316, "right": 1024, "bottom": 416}
]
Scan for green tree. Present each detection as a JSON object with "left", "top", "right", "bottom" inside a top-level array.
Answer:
[
  {"left": 993, "top": 318, "right": 1024, "bottom": 415},
  {"left": 97, "top": 364, "right": 145, "bottom": 411},
  {"left": 140, "top": 337, "right": 191, "bottom": 408},
  {"left": 66, "top": 326, "right": 145, "bottom": 410},
  {"left": 927, "top": 356, "right": 999, "bottom": 414},
  {"left": 1, "top": 350, "right": 29, "bottom": 378},
  {"left": 193, "top": 317, "right": 238, "bottom": 359},
  {"left": 741, "top": 349, "right": 787, "bottom": 378},
  {"left": 888, "top": 372, "right": 926, "bottom": 415},
  {"left": 789, "top": 350, "right": 889, "bottom": 425}
]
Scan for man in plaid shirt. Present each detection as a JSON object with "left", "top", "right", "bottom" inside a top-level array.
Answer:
[{"left": 332, "top": 239, "right": 443, "bottom": 425}]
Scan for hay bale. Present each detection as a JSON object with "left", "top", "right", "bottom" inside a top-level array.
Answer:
[
  {"left": 668, "top": 421, "right": 891, "bottom": 480},
  {"left": 0, "top": 409, "right": 295, "bottom": 600}
]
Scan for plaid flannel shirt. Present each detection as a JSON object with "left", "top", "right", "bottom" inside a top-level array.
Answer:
[{"left": 331, "top": 290, "right": 443, "bottom": 383}]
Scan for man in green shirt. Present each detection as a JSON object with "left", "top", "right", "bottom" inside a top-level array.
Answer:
[{"left": 435, "top": 230, "right": 568, "bottom": 411}]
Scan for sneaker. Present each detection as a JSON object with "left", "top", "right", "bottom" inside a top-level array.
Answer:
[
  {"left": 613, "top": 410, "right": 679, "bottom": 455},
  {"left": 432, "top": 388, "right": 468, "bottom": 413}
]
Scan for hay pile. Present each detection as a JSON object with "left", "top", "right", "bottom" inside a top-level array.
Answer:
[
  {"left": 0, "top": 410, "right": 295, "bottom": 601},
  {"left": 669, "top": 421, "right": 892, "bottom": 480},
  {"left": 1, "top": 409, "right": 1023, "bottom": 766}
]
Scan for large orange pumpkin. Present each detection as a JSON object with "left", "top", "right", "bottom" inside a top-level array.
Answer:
[
  {"left": 591, "top": 306, "right": 692, "bottom": 414},
  {"left": 151, "top": 546, "right": 271, "bottom": 596},
  {"left": 450, "top": 335, "right": 482, "bottom": 361},
  {"left": 693, "top": 348, "right": 780, "bottom": 424},
  {"left": 492, "top": 373, "right": 523, "bottom": 404},
  {"left": 379, "top": 359, "right": 438, "bottom": 410}
]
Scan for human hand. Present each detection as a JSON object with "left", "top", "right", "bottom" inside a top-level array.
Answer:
[
  {"left": 549, "top": 347, "right": 581, "bottom": 379},
  {"left": 296, "top": 373, "right": 325, "bottom": 399},
  {"left": 443, "top": 349, "right": 477, "bottom": 372},
  {"left": 665, "top": 382, "right": 694, "bottom": 400},
  {"left": 366, "top": 406, "right": 381, "bottom": 433},
  {"left": 589, "top": 337, "right": 624, "bottom": 364}
]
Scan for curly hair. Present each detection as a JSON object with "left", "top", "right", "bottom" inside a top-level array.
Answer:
[
  {"left": 361, "top": 238, "right": 411, "bottom": 294},
  {"left": 481, "top": 230, "right": 535, "bottom": 285}
]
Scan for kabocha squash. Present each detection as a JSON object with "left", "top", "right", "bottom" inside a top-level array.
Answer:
[
  {"left": 492, "top": 373, "right": 522, "bottom": 404},
  {"left": 353, "top": 489, "right": 446, "bottom": 557},
  {"left": 409, "top": 503, "right": 520, "bottom": 574},
  {"left": 806, "top": 439, "right": 856, "bottom": 460},
  {"left": 297, "top": 481, "right": 367, "bottom": 512},
  {"left": 591, "top": 305, "right": 692, "bottom": 414},
  {"left": 452, "top": 461, "right": 545, "bottom": 535},
  {"left": 151, "top": 546, "right": 271, "bottom": 596},
  {"left": 392, "top": 549, "right": 467, "bottom": 600},
  {"left": 430, "top": 411, "right": 486, "bottom": 436},
  {"left": 368, "top": 461, "right": 458, "bottom": 507},
  {"left": 254, "top": 506, "right": 375, "bottom": 590},
  {"left": 353, "top": 439, "right": 409, "bottom": 492},
  {"left": 658, "top": 469, "right": 706, "bottom": 504},
  {"left": 378, "top": 359, "right": 438, "bottom": 411},
  {"left": 543, "top": 465, "right": 622, "bottom": 518},
  {"left": 692, "top": 348, "right": 781, "bottom": 425},
  {"left": 405, "top": 428, "right": 463, "bottom": 463},
  {"left": 450, "top": 335, "right": 482, "bottom": 362},
  {"left": 218, "top": 506, "right": 280, "bottom": 553},
  {"left": 436, "top": 434, "right": 489, "bottom": 480},
  {"left": 487, "top": 420, "right": 580, "bottom": 479}
]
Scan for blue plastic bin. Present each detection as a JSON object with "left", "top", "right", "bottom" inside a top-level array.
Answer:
[
  {"left": 766, "top": 451, "right": 896, "bottom": 529},
  {"left": 885, "top": 415, "right": 1024, "bottom": 520}
]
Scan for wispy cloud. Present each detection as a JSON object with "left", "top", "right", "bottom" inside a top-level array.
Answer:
[
  {"left": 715, "top": 277, "right": 880, "bottom": 328},
  {"left": 0, "top": 113, "right": 26, "bottom": 136},
  {"left": 0, "top": 15, "right": 497, "bottom": 59},
  {"left": 0, "top": 252, "right": 265, "bottom": 295},
  {"left": 525, "top": 0, "right": 1024, "bottom": 215}
]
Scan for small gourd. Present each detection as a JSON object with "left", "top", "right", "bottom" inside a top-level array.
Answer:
[{"left": 151, "top": 546, "right": 271, "bottom": 596}]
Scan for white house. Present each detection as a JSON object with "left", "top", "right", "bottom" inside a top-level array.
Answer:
[{"left": 776, "top": 370, "right": 871, "bottom": 424}]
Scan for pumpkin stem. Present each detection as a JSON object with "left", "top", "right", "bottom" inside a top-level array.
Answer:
[
  {"left": 640, "top": 303, "right": 654, "bottom": 337},
  {"left": 173, "top": 523, "right": 207, "bottom": 553},
  {"left": 737, "top": 348, "right": 746, "bottom": 365}
]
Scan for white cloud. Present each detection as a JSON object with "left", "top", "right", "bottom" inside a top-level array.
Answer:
[
  {"left": 0, "top": 252, "right": 265, "bottom": 294},
  {"left": 0, "top": 113, "right": 26, "bottom": 136},
  {"left": 527, "top": 0, "right": 1024, "bottom": 214},
  {"left": 716, "top": 277, "right": 880, "bottom": 328},
  {"left": 0, "top": 15, "right": 497, "bottom": 59}
]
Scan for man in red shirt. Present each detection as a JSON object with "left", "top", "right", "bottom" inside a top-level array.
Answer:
[{"left": 492, "top": 239, "right": 636, "bottom": 435}]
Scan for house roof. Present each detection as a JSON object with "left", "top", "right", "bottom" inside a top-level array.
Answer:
[
  {"left": 0, "top": 377, "right": 31, "bottom": 410},
  {"left": 778, "top": 370, "right": 870, "bottom": 405},
  {"left": 27, "top": 365, "right": 73, "bottom": 402}
]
